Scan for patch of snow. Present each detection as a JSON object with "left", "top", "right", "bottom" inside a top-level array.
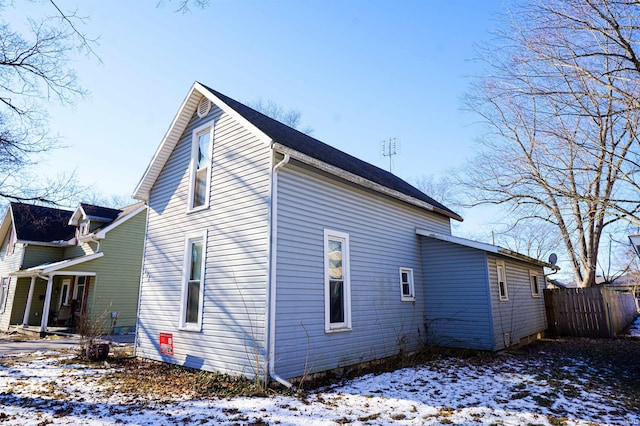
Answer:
[{"left": 0, "top": 351, "right": 637, "bottom": 425}]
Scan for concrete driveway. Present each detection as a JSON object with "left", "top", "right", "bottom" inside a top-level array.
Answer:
[{"left": 0, "top": 333, "right": 135, "bottom": 355}]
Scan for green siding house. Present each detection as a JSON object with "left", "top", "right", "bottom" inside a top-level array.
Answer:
[{"left": 0, "top": 202, "right": 146, "bottom": 335}]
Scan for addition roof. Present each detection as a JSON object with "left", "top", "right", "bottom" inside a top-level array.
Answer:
[{"left": 134, "top": 82, "right": 463, "bottom": 221}]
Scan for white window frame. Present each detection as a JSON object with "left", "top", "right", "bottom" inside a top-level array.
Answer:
[
  {"left": 399, "top": 267, "right": 415, "bottom": 301},
  {"left": 0, "top": 277, "right": 9, "bottom": 313},
  {"left": 530, "top": 270, "right": 541, "bottom": 297},
  {"left": 324, "top": 229, "right": 351, "bottom": 332},
  {"left": 179, "top": 230, "right": 207, "bottom": 331},
  {"left": 496, "top": 260, "right": 508, "bottom": 301},
  {"left": 188, "top": 123, "right": 214, "bottom": 212}
]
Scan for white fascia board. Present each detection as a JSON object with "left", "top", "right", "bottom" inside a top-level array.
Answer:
[
  {"left": 415, "top": 228, "right": 559, "bottom": 270},
  {"left": 94, "top": 204, "right": 147, "bottom": 239},
  {"left": 68, "top": 205, "right": 87, "bottom": 226},
  {"left": 273, "top": 144, "right": 463, "bottom": 222},
  {"left": 17, "top": 240, "right": 71, "bottom": 247},
  {"left": 134, "top": 82, "right": 273, "bottom": 202}
]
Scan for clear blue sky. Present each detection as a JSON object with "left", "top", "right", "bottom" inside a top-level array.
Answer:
[{"left": 9, "top": 0, "right": 506, "bottom": 236}]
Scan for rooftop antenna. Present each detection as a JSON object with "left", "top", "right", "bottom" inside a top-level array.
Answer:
[{"left": 381, "top": 137, "right": 397, "bottom": 173}]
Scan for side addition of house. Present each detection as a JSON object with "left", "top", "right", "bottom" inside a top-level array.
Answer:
[{"left": 133, "top": 82, "right": 557, "bottom": 384}]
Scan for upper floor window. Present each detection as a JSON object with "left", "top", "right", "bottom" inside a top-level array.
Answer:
[
  {"left": 530, "top": 271, "right": 541, "bottom": 297},
  {"left": 180, "top": 231, "right": 207, "bottom": 331},
  {"left": 399, "top": 267, "right": 415, "bottom": 301},
  {"left": 324, "top": 229, "right": 351, "bottom": 332},
  {"left": 497, "top": 260, "right": 508, "bottom": 301},
  {"left": 5, "top": 229, "right": 15, "bottom": 256},
  {"left": 189, "top": 124, "right": 214, "bottom": 211}
]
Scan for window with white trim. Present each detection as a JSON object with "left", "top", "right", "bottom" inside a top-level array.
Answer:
[
  {"left": 59, "top": 279, "right": 71, "bottom": 307},
  {"left": 180, "top": 231, "right": 207, "bottom": 330},
  {"left": 530, "top": 271, "right": 541, "bottom": 297},
  {"left": 399, "top": 267, "right": 415, "bottom": 301},
  {"left": 496, "top": 260, "right": 508, "bottom": 301},
  {"left": 189, "top": 124, "right": 214, "bottom": 211},
  {"left": 324, "top": 229, "right": 351, "bottom": 332},
  {"left": 0, "top": 277, "right": 9, "bottom": 313}
]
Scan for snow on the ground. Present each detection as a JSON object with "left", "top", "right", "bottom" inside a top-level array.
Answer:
[{"left": 0, "top": 348, "right": 638, "bottom": 426}]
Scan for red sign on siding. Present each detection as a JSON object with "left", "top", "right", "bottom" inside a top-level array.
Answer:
[{"left": 159, "top": 332, "right": 174, "bottom": 356}]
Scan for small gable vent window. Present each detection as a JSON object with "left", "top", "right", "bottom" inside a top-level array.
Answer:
[{"left": 197, "top": 98, "right": 212, "bottom": 118}]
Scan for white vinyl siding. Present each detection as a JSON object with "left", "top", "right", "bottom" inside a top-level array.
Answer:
[
  {"left": 136, "top": 100, "right": 271, "bottom": 379},
  {"left": 324, "top": 230, "right": 351, "bottom": 332},
  {"left": 274, "top": 162, "right": 449, "bottom": 378},
  {"left": 488, "top": 256, "right": 547, "bottom": 350}
]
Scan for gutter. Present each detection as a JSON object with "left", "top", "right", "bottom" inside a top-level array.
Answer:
[{"left": 267, "top": 151, "right": 293, "bottom": 388}]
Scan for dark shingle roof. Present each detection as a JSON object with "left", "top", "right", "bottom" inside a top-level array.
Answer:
[
  {"left": 10, "top": 203, "right": 75, "bottom": 242},
  {"left": 199, "top": 83, "right": 461, "bottom": 220},
  {"left": 80, "top": 203, "right": 121, "bottom": 222}
]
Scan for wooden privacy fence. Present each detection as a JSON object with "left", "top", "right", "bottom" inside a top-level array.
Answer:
[{"left": 544, "top": 287, "right": 638, "bottom": 338}]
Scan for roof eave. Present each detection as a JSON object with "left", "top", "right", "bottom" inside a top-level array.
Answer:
[
  {"left": 134, "top": 82, "right": 273, "bottom": 201},
  {"left": 415, "top": 228, "right": 559, "bottom": 270},
  {"left": 273, "top": 143, "right": 463, "bottom": 222}
]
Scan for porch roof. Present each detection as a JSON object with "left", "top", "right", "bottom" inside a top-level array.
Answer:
[{"left": 11, "top": 252, "right": 103, "bottom": 277}]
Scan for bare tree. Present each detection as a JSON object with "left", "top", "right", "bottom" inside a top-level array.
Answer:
[
  {"left": 248, "top": 99, "right": 314, "bottom": 135},
  {"left": 413, "top": 174, "right": 457, "bottom": 206},
  {"left": 0, "top": 0, "right": 98, "bottom": 204},
  {"left": 461, "top": 0, "right": 640, "bottom": 287}
]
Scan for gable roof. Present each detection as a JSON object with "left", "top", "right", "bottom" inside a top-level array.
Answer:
[
  {"left": 10, "top": 203, "right": 75, "bottom": 243},
  {"left": 134, "top": 82, "right": 462, "bottom": 221}
]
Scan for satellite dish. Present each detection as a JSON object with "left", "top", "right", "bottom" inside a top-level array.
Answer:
[{"left": 548, "top": 253, "right": 558, "bottom": 265}]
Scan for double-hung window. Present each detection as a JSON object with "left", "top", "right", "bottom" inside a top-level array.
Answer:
[
  {"left": 180, "top": 231, "right": 207, "bottom": 331},
  {"left": 189, "top": 124, "right": 214, "bottom": 211},
  {"left": 530, "top": 271, "right": 541, "bottom": 297},
  {"left": 399, "top": 268, "right": 415, "bottom": 301},
  {"left": 324, "top": 229, "right": 351, "bottom": 332},
  {"left": 496, "top": 260, "right": 508, "bottom": 301}
]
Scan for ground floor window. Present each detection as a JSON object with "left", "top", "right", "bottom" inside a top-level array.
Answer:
[
  {"left": 180, "top": 231, "right": 207, "bottom": 331},
  {"left": 530, "top": 271, "right": 540, "bottom": 297},
  {"left": 324, "top": 229, "right": 351, "bottom": 332},
  {"left": 400, "top": 267, "right": 415, "bottom": 301},
  {"left": 497, "top": 260, "right": 508, "bottom": 301}
]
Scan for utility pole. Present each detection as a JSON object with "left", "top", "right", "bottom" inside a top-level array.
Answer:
[{"left": 381, "top": 138, "right": 397, "bottom": 173}]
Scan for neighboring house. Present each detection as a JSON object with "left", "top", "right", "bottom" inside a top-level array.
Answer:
[
  {"left": 133, "top": 82, "right": 556, "bottom": 384},
  {"left": 0, "top": 202, "right": 146, "bottom": 335}
]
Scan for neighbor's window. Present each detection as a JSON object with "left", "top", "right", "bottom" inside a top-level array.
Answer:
[
  {"left": 189, "top": 124, "right": 214, "bottom": 210},
  {"left": 400, "top": 267, "right": 415, "bottom": 301},
  {"left": 0, "top": 277, "right": 9, "bottom": 313},
  {"left": 530, "top": 271, "right": 541, "bottom": 297},
  {"left": 496, "top": 260, "right": 508, "bottom": 301},
  {"left": 180, "top": 231, "right": 207, "bottom": 330},
  {"left": 5, "top": 228, "right": 15, "bottom": 256},
  {"left": 324, "top": 229, "right": 351, "bottom": 332}
]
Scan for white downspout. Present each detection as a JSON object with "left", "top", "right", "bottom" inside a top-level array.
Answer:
[{"left": 268, "top": 152, "right": 292, "bottom": 388}]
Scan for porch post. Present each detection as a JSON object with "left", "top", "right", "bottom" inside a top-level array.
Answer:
[
  {"left": 40, "top": 275, "right": 54, "bottom": 333},
  {"left": 22, "top": 276, "right": 36, "bottom": 328}
]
